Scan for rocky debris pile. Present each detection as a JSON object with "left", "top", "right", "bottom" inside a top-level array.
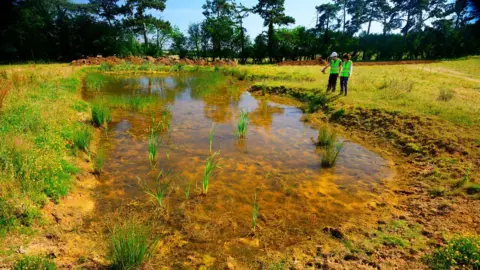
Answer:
[{"left": 71, "top": 56, "right": 236, "bottom": 66}]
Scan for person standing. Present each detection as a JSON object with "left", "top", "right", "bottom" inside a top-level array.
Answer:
[
  {"left": 340, "top": 54, "right": 353, "bottom": 96},
  {"left": 322, "top": 52, "right": 342, "bottom": 93}
]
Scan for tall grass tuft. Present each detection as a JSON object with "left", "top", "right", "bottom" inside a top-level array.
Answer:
[
  {"left": 438, "top": 88, "right": 455, "bottom": 101},
  {"left": 85, "top": 73, "right": 106, "bottom": 91},
  {"left": 235, "top": 111, "right": 249, "bottom": 139},
  {"left": 147, "top": 131, "right": 159, "bottom": 168},
  {"left": 73, "top": 127, "right": 92, "bottom": 153},
  {"left": 202, "top": 151, "right": 221, "bottom": 194},
  {"left": 94, "top": 146, "right": 105, "bottom": 174},
  {"left": 209, "top": 122, "right": 216, "bottom": 154},
  {"left": 316, "top": 127, "right": 336, "bottom": 147},
  {"left": 252, "top": 192, "right": 259, "bottom": 231},
  {"left": 184, "top": 182, "right": 191, "bottom": 200},
  {"left": 110, "top": 219, "right": 157, "bottom": 270},
  {"left": 92, "top": 103, "right": 112, "bottom": 127},
  {"left": 137, "top": 169, "right": 174, "bottom": 207},
  {"left": 321, "top": 142, "right": 344, "bottom": 168}
]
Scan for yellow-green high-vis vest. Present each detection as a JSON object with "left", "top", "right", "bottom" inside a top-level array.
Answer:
[
  {"left": 330, "top": 59, "right": 341, "bottom": 74},
  {"left": 340, "top": 60, "right": 352, "bottom": 77}
]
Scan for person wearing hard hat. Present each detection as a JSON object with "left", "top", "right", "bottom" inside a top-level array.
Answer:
[
  {"left": 322, "top": 52, "right": 342, "bottom": 93},
  {"left": 339, "top": 54, "right": 353, "bottom": 96}
]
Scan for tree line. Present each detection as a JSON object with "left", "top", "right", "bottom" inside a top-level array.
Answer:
[{"left": 1, "top": 0, "right": 479, "bottom": 63}]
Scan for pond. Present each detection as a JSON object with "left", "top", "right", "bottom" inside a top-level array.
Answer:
[{"left": 83, "top": 73, "right": 393, "bottom": 267}]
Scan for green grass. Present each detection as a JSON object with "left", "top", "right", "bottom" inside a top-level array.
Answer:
[
  {"left": 85, "top": 72, "right": 107, "bottom": 91},
  {"left": 209, "top": 122, "right": 215, "bottom": 154},
  {"left": 72, "top": 126, "right": 92, "bottom": 153},
  {"left": 202, "top": 151, "right": 221, "bottom": 194},
  {"left": 13, "top": 255, "right": 57, "bottom": 270},
  {"left": 91, "top": 103, "right": 112, "bottom": 127},
  {"left": 137, "top": 169, "right": 174, "bottom": 207},
  {"left": 424, "top": 236, "right": 480, "bottom": 270},
  {"left": 316, "top": 127, "right": 337, "bottom": 147},
  {"left": 184, "top": 182, "right": 191, "bottom": 200},
  {"left": 110, "top": 219, "right": 157, "bottom": 270},
  {"left": 107, "top": 95, "right": 163, "bottom": 112},
  {"left": 94, "top": 146, "right": 105, "bottom": 174},
  {"left": 235, "top": 111, "right": 249, "bottom": 139},
  {"left": 147, "top": 131, "right": 159, "bottom": 169},
  {"left": 321, "top": 142, "right": 344, "bottom": 168}
]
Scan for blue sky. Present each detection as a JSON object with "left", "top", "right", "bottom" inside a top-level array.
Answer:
[{"left": 74, "top": 0, "right": 384, "bottom": 37}]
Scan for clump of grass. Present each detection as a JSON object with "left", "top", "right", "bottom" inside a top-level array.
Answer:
[
  {"left": 209, "top": 122, "right": 215, "bottom": 154},
  {"left": 85, "top": 73, "right": 106, "bottom": 91},
  {"left": 99, "top": 62, "right": 114, "bottom": 71},
  {"left": 316, "top": 126, "right": 336, "bottom": 147},
  {"left": 169, "top": 63, "right": 185, "bottom": 72},
  {"left": 73, "top": 127, "right": 92, "bottom": 153},
  {"left": 438, "top": 88, "right": 455, "bottom": 101},
  {"left": 202, "top": 151, "right": 221, "bottom": 194},
  {"left": 424, "top": 237, "right": 480, "bottom": 270},
  {"left": 110, "top": 219, "right": 157, "bottom": 270},
  {"left": 234, "top": 111, "right": 249, "bottom": 139},
  {"left": 321, "top": 142, "right": 344, "bottom": 168},
  {"left": 94, "top": 146, "right": 105, "bottom": 174},
  {"left": 252, "top": 192, "right": 259, "bottom": 231},
  {"left": 150, "top": 110, "right": 171, "bottom": 134},
  {"left": 92, "top": 103, "right": 112, "bottom": 127},
  {"left": 13, "top": 255, "right": 57, "bottom": 270},
  {"left": 147, "top": 131, "right": 159, "bottom": 168},
  {"left": 137, "top": 169, "right": 175, "bottom": 207}
]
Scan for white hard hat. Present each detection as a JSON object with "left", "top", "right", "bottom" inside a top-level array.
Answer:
[{"left": 330, "top": 52, "right": 338, "bottom": 57}]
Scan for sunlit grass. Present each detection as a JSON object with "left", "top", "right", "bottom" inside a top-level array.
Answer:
[
  {"left": 109, "top": 218, "right": 157, "bottom": 270},
  {"left": 202, "top": 151, "right": 221, "bottom": 195},
  {"left": 91, "top": 103, "right": 112, "bottom": 127},
  {"left": 321, "top": 142, "right": 344, "bottom": 168},
  {"left": 316, "top": 126, "right": 337, "bottom": 147},
  {"left": 73, "top": 127, "right": 92, "bottom": 153}
]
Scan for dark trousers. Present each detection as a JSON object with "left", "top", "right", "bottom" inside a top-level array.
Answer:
[
  {"left": 327, "top": 74, "right": 339, "bottom": 92},
  {"left": 340, "top": 76, "right": 349, "bottom": 95}
]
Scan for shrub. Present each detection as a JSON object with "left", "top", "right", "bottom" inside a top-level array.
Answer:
[
  {"left": 110, "top": 219, "right": 157, "bottom": 270},
  {"left": 13, "top": 256, "right": 57, "bottom": 270},
  {"left": 424, "top": 237, "right": 480, "bottom": 269}
]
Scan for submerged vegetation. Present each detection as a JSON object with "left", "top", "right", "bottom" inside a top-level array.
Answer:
[
  {"left": 147, "top": 131, "right": 159, "bottom": 169},
  {"left": 138, "top": 170, "right": 175, "bottom": 208},
  {"left": 109, "top": 219, "right": 157, "bottom": 270},
  {"left": 252, "top": 192, "right": 259, "bottom": 232}
]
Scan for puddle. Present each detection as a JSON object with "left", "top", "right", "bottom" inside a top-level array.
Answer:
[{"left": 84, "top": 74, "right": 393, "bottom": 265}]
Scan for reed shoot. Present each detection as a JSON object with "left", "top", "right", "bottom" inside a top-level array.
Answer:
[
  {"left": 321, "top": 142, "right": 344, "bottom": 168},
  {"left": 184, "top": 182, "right": 191, "bottom": 200},
  {"left": 209, "top": 122, "right": 215, "bottom": 154},
  {"left": 252, "top": 192, "right": 259, "bottom": 231},
  {"left": 202, "top": 151, "right": 221, "bottom": 194},
  {"left": 109, "top": 219, "right": 156, "bottom": 270},
  {"left": 137, "top": 169, "right": 174, "bottom": 207},
  {"left": 235, "top": 111, "right": 249, "bottom": 139},
  {"left": 148, "top": 131, "right": 159, "bottom": 168}
]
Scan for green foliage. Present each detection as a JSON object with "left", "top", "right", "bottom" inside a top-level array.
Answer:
[
  {"left": 13, "top": 256, "right": 57, "bottom": 270},
  {"left": 424, "top": 237, "right": 480, "bottom": 270},
  {"left": 94, "top": 146, "right": 105, "bottom": 174},
  {"left": 99, "top": 63, "right": 114, "bottom": 72},
  {"left": 321, "top": 142, "right": 344, "bottom": 168},
  {"left": 209, "top": 122, "right": 215, "bottom": 154},
  {"left": 138, "top": 169, "right": 174, "bottom": 207},
  {"left": 110, "top": 219, "right": 157, "bottom": 270},
  {"left": 91, "top": 103, "right": 112, "bottom": 127},
  {"left": 72, "top": 127, "right": 92, "bottom": 153},
  {"left": 316, "top": 127, "right": 336, "bottom": 147},
  {"left": 85, "top": 73, "right": 106, "bottom": 91},
  {"left": 438, "top": 88, "right": 455, "bottom": 101},
  {"left": 330, "top": 108, "right": 345, "bottom": 121},
  {"left": 169, "top": 63, "right": 185, "bottom": 72},
  {"left": 202, "top": 151, "right": 221, "bottom": 194},
  {"left": 147, "top": 131, "right": 159, "bottom": 169},
  {"left": 235, "top": 111, "right": 249, "bottom": 139},
  {"left": 184, "top": 182, "right": 191, "bottom": 200}
]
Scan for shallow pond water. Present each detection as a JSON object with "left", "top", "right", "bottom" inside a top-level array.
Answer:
[{"left": 84, "top": 74, "right": 393, "bottom": 266}]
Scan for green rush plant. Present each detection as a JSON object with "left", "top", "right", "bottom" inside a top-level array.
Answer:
[
  {"left": 316, "top": 127, "right": 336, "bottom": 147},
  {"left": 252, "top": 192, "right": 259, "bottom": 232},
  {"left": 94, "top": 146, "right": 105, "bottom": 174},
  {"left": 321, "top": 142, "right": 344, "bottom": 168},
  {"left": 13, "top": 256, "right": 57, "bottom": 270},
  {"left": 92, "top": 103, "right": 112, "bottom": 127},
  {"left": 73, "top": 127, "right": 92, "bottom": 153},
  {"left": 109, "top": 219, "right": 157, "bottom": 270},
  {"left": 147, "top": 131, "right": 159, "bottom": 168},
  {"left": 209, "top": 122, "right": 215, "bottom": 154},
  {"left": 184, "top": 182, "right": 191, "bottom": 200},
  {"left": 202, "top": 151, "right": 221, "bottom": 194},
  {"left": 137, "top": 169, "right": 175, "bottom": 207},
  {"left": 235, "top": 111, "right": 249, "bottom": 139}
]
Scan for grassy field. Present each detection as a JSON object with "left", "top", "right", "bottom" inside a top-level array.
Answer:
[{"left": 0, "top": 59, "right": 478, "bottom": 269}]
